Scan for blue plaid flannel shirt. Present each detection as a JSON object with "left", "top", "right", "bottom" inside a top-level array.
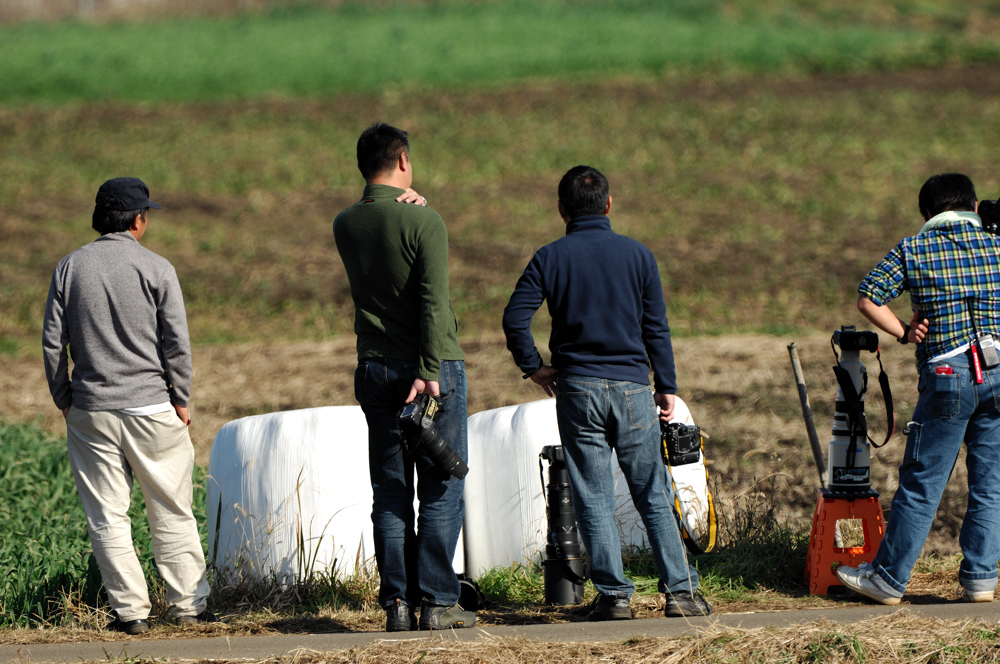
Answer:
[{"left": 859, "top": 219, "right": 1000, "bottom": 368}]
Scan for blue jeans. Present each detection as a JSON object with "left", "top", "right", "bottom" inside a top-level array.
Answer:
[
  {"left": 554, "top": 374, "right": 698, "bottom": 598},
  {"left": 871, "top": 353, "right": 1000, "bottom": 595},
  {"left": 354, "top": 358, "right": 468, "bottom": 608}
]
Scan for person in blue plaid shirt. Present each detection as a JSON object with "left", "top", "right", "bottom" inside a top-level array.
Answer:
[{"left": 837, "top": 173, "right": 1000, "bottom": 605}]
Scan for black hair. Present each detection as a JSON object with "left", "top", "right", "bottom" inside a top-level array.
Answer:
[
  {"left": 92, "top": 207, "right": 146, "bottom": 235},
  {"left": 918, "top": 173, "right": 977, "bottom": 220},
  {"left": 356, "top": 122, "right": 409, "bottom": 181},
  {"left": 558, "top": 165, "right": 610, "bottom": 219}
]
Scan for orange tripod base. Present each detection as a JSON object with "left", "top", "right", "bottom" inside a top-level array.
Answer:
[{"left": 804, "top": 492, "right": 885, "bottom": 595}]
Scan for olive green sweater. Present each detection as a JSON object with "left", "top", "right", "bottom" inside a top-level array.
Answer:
[{"left": 334, "top": 184, "right": 463, "bottom": 381}]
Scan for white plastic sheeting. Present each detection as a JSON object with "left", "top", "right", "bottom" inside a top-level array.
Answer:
[
  {"left": 670, "top": 451, "right": 713, "bottom": 549},
  {"left": 463, "top": 396, "right": 696, "bottom": 577},
  {"left": 207, "top": 405, "right": 464, "bottom": 584}
]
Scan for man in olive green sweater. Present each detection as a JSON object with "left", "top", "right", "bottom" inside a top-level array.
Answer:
[{"left": 334, "top": 123, "right": 473, "bottom": 632}]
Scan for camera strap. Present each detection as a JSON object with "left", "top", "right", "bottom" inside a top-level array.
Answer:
[
  {"left": 831, "top": 342, "right": 894, "bottom": 465},
  {"left": 967, "top": 297, "right": 986, "bottom": 384}
]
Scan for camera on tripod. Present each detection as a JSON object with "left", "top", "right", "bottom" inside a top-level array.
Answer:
[
  {"left": 827, "top": 325, "right": 891, "bottom": 495},
  {"left": 395, "top": 394, "right": 469, "bottom": 479}
]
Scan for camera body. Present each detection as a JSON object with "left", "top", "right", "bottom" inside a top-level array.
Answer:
[
  {"left": 662, "top": 422, "right": 701, "bottom": 467},
  {"left": 979, "top": 199, "right": 1000, "bottom": 235},
  {"left": 832, "top": 327, "right": 879, "bottom": 353},
  {"left": 395, "top": 394, "right": 469, "bottom": 479}
]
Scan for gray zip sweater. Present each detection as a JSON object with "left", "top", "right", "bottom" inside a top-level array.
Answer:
[{"left": 42, "top": 232, "right": 192, "bottom": 411}]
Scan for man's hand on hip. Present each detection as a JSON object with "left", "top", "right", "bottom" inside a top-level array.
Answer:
[
  {"left": 655, "top": 392, "right": 675, "bottom": 422},
  {"left": 174, "top": 404, "right": 191, "bottom": 426},
  {"left": 406, "top": 378, "right": 440, "bottom": 403},
  {"left": 908, "top": 310, "right": 930, "bottom": 343},
  {"left": 529, "top": 365, "right": 559, "bottom": 397}
]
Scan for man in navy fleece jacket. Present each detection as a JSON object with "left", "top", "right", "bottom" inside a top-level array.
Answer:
[{"left": 502, "top": 165, "right": 709, "bottom": 621}]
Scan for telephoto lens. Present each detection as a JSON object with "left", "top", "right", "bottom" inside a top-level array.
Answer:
[
  {"left": 417, "top": 423, "right": 469, "bottom": 479},
  {"left": 540, "top": 445, "right": 585, "bottom": 605}
]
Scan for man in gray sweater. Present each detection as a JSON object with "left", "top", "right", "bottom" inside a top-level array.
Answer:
[{"left": 42, "top": 177, "right": 214, "bottom": 634}]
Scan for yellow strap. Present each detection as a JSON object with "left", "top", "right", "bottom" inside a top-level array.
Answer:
[{"left": 670, "top": 435, "right": 718, "bottom": 554}]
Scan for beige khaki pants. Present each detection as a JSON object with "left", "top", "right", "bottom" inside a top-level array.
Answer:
[{"left": 66, "top": 407, "right": 209, "bottom": 621}]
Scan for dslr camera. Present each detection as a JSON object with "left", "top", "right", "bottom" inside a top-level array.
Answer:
[
  {"left": 832, "top": 326, "right": 879, "bottom": 353},
  {"left": 395, "top": 393, "right": 469, "bottom": 479},
  {"left": 980, "top": 199, "right": 1000, "bottom": 235}
]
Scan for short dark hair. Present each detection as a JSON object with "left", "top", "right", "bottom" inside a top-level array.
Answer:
[
  {"left": 92, "top": 207, "right": 145, "bottom": 235},
  {"left": 918, "top": 173, "right": 977, "bottom": 220},
  {"left": 558, "top": 165, "right": 610, "bottom": 219},
  {"left": 356, "top": 122, "right": 409, "bottom": 181}
]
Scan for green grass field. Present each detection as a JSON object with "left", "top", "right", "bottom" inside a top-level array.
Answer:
[
  {"left": 2, "top": 0, "right": 999, "bottom": 104},
  {"left": 0, "top": 421, "right": 207, "bottom": 626}
]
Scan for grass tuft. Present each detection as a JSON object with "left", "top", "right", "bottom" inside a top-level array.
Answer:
[{"left": 699, "top": 479, "right": 810, "bottom": 595}]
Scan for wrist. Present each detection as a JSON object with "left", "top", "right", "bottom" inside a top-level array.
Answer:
[{"left": 897, "top": 322, "right": 910, "bottom": 344}]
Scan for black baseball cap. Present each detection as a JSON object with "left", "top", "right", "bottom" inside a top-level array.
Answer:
[{"left": 95, "top": 177, "right": 162, "bottom": 211}]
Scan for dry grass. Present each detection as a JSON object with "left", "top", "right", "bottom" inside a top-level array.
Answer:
[
  {"left": 276, "top": 613, "right": 1000, "bottom": 664},
  {"left": 7, "top": 612, "right": 1000, "bottom": 663}
]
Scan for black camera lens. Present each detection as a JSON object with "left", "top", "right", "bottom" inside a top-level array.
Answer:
[{"left": 418, "top": 425, "right": 469, "bottom": 479}]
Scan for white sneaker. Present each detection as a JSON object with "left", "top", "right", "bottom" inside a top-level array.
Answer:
[
  {"left": 961, "top": 588, "right": 995, "bottom": 603},
  {"left": 836, "top": 564, "right": 903, "bottom": 605}
]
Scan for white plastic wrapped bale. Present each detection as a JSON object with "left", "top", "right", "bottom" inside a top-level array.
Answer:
[
  {"left": 463, "top": 396, "right": 697, "bottom": 578},
  {"left": 207, "top": 405, "right": 464, "bottom": 585}
]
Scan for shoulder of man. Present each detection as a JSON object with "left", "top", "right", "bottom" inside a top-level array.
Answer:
[{"left": 128, "top": 239, "right": 177, "bottom": 273}]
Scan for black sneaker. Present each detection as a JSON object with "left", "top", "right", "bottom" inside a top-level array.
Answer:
[
  {"left": 664, "top": 591, "right": 712, "bottom": 617},
  {"left": 177, "top": 609, "right": 220, "bottom": 627},
  {"left": 587, "top": 594, "right": 633, "bottom": 621},
  {"left": 419, "top": 601, "right": 476, "bottom": 630},
  {"left": 385, "top": 599, "right": 418, "bottom": 632},
  {"left": 106, "top": 616, "right": 149, "bottom": 635}
]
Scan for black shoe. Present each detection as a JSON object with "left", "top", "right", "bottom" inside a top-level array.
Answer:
[
  {"left": 587, "top": 594, "right": 633, "bottom": 621},
  {"left": 419, "top": 601, "right": 476, "bottom": 630},
  {"left": 664, "top": 591, "right": 712, "bottom": 617},
  {"left": 385, "top": 599, "right": 418, "bottom": 632},
  {"left": 177, "top": 609, "right": 219, "bottom": 627},
  {"left": 106, "top": 616, "right": 149, "bottom": 635}
]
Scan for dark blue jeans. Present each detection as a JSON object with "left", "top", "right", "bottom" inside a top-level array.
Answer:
[
  {"left": 354, "top": 358, "right": 467, "bottom": 608},
  {"left": 554, "top": 374, "right": 699, "bottom": 598},
  {"left": 871, "top": 353, "right": 1000, "bottom": 595}
]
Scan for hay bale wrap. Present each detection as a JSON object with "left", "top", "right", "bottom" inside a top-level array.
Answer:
[
  {"left": 463, "top": 396, "right": 697, "bottom": 577},
  {"left": 206, "top": 405, "right": 464, "bottom": 584}
]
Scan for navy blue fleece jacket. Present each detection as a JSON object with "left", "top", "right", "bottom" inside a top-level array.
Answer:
[{"left": 502, "top": 215, "right": 676, "bottom": 393}]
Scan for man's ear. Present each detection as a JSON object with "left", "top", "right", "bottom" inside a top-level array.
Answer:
[
  {"left": 604, "top": 195, "right": 613, "bottom": 216},
  {"left": 130, "top": 212, "right": 144, "bottom": 230},
  {"left": 557, "top": 200, "right": 568, "bottom": 222},
  {"left": 398, "top": 151, "right": 411, "bottom": 174}
]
